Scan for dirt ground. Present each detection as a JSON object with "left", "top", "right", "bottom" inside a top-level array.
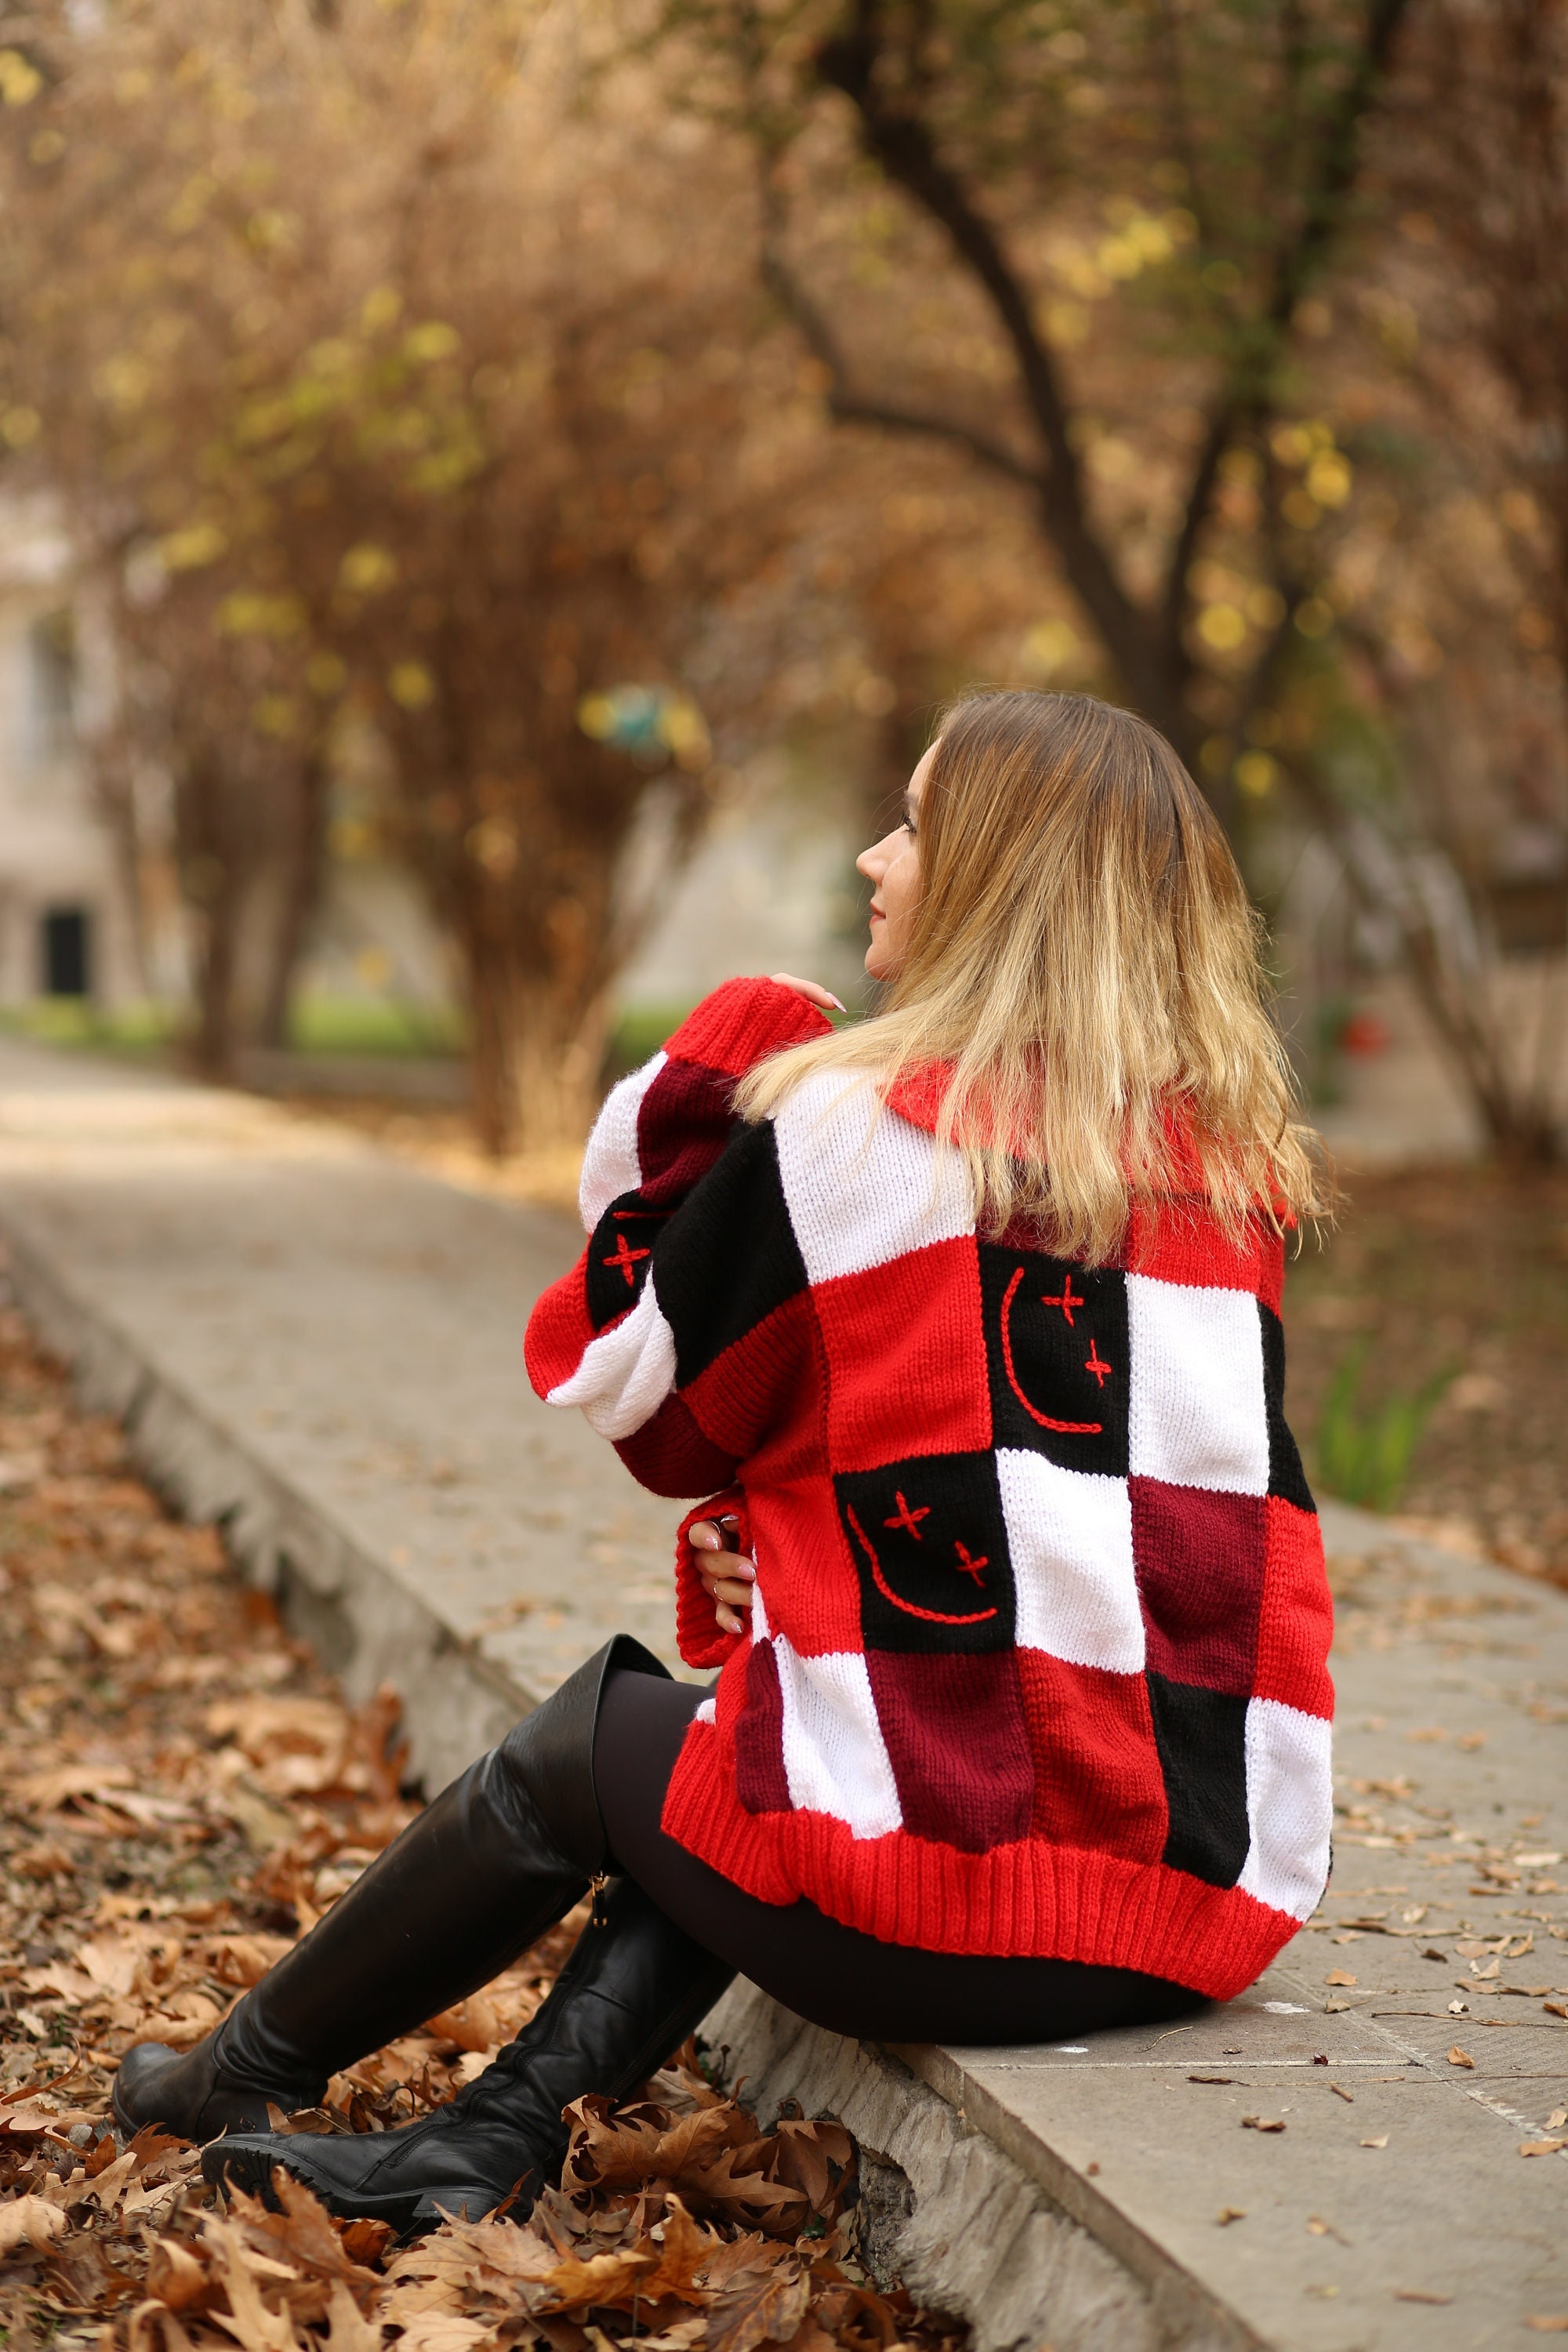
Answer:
[
  {"left": 0, "top": 1305, "right": 957, "bottom": 2352},
  {"left": 1281, "top": 1163, "right": 1568, "bottom": 1583}
]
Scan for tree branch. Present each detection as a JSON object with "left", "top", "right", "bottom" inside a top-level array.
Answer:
[
  {"left": 812, "top": 1, "right": 1187, "bottom": 739},
  {"left": 760, "top": 231, "right": 1042, "bottom": 488},
  {"left": 1159, "top": 0, "right": 1414, "bottom": 648}
]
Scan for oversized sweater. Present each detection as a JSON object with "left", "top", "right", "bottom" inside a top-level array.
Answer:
[{"left": 524, "top": 979, "right": 1333, "bottom": 2001}]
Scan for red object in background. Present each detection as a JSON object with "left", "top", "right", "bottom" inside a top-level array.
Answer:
[{"left": 1340, "top": 1011, "right": 1392, "bottom": 1057}]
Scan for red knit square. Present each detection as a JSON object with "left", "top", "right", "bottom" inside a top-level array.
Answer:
[
  {"left": 1014, "top": 1650, "right": 1169, "bottom": 1861},
  {"left": 1254, "top": 1495, "right": 1334, "bottom": 1717},
  {"left": 1123, "top": 1205, "right": 1284, "bottom": 1316},
  {"left": 662, "top": 976, "right": 830, "bottom": 1080},
  {"left": 812, "top": 1237, "right": 992, "bottom": 1472},
  {"left": 866, "top": 1648, "right": 1033, "bottom": 1853},
  {"left": 1130, "top": 1477, "right": 1266, "bottom": 1696},
  {"left": 749, "top": 1474, "right": 864, "bottom": 1656},
  {"left": 522, "top": 1251, "right": 599, "bottom": 1396},
  {"left": 681, "top": 1290, "right": 826, "bottom": 1478}
]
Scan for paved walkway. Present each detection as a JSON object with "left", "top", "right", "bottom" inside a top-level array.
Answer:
[{"left": 2, "top": 1035, "right": 1566, "bottom": 2348}]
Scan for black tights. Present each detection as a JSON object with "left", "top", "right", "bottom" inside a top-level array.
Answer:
[{"left": 590, "top": 1668, "right": 1203, "bottom": 2048}]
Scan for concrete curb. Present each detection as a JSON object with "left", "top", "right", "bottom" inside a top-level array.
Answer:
[
  {"left": 6, "top": 1046, "right": 1566, "bottom": 2351},
  {"left": 703, "top": 1983, "right": 1257, "bottom": 2352},
  {"left": 0, "top": 1189, "right": 1189, "bottom": 2352}
]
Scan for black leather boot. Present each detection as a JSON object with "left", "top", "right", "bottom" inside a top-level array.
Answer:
[
  {"left": 202, "top": 1875, "right": 735, "bottom": 2233},
  {"left": 113, "top": 1635, "right": 669, "bottom": 2142}
]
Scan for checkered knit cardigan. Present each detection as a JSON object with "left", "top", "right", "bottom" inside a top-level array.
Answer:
[{"left": 525, "top": 978, "right": 1334, "bottom": 2000}]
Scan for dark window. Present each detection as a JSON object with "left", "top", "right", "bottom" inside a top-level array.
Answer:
[
  {"left": 28, "top": 612, "right": 76, "bottom": 760},
  {"left": 41, "top": 907, "right": 91, "bottom": 998}
]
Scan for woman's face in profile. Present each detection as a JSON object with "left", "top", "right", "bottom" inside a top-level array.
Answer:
[{"left": 857, "top": 742, "right": 931, "bottom": 982}]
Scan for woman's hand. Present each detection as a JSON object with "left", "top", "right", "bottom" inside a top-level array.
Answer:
[
  {"left": 770, "top": 973, "right": 845, "bottom": 1014},
  {"left": 689, "top": 1514, "right": 756, "bottom": 1636}
]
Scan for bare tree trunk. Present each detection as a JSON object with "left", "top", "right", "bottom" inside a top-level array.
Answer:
[
  {"left": 179, "top": 755, "right": 243, "bottom": 1083},
  {"left": 191, "top": 866, "right": 242, "bottom": 1081},
  {"left": 257, "top": 750, "right": 329, "bottom": 1052},
  {"left": 466, "top": 946, "right": 609, "bottom": 1157}
]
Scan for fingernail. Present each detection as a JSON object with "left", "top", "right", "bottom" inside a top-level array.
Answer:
[
  {"left": 733, "top": 1562, "right": 756, "bottom": 1581},
  {"left": 826, "top": 993, "right": 846, "bottom": 1012}
]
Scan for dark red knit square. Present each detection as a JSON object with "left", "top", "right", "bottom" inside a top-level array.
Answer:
[
  {"left": 866, "top": 1648, "right": 1033, "bottom": 1853},
  {"left": 1254, "top": 1494, "right": 1334, "bottom": 1716},
  {"left": 1014, "top": 1650, "right": 1168, "bottom": 1861},
  {"left": 749, "top": 1474, "right": 864, "bottom": 1655},
  {"left": 1130, "top": 1478, "right": 1266, "bottom": 1695},
  {"left": 813, "top": 1237, "right": 992, "bottom": 1473},
  {"left": 732, "top": 1639, "right": 792, "bottom": 1814},
  {"left": 635, "top": 1058, "right": 736, "bottom": 1207}
]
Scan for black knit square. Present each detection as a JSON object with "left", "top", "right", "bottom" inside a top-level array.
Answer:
[
  {"left": 585, "top": 1191, "right": 665, "bottom": 1330},
  {"left": 654, "top": 1120, "right": 809, "bottom": 1388},
  {"left": 978, "top": 1243, "right": 1131, "bottom": 1475},
  {"left": 837, "top": 1450, "right": 1015, "bottom": 1656},
  {"left": 1260, "top": 1304, "right": 1316, "bottom": 1512},
  {"left": 1145, "top": 1672, "right": 1250, "bottom": 1888}
]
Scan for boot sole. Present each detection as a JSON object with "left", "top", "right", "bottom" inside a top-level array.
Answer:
[{"left": 205, "top": 2141, "right": 502, "bottom": 2236}]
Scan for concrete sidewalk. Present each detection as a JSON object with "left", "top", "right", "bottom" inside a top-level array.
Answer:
[{"left": 3, "top": 1036, "right": 1566, "bottom": 2350}]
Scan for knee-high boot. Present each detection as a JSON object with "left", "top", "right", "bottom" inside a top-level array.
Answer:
[
  {"left": 203, "top": 1875, "right": 735, "bottom": 2234},
  {"left": 112, "top": 1635, "right": 670, "bottom": 2142}
]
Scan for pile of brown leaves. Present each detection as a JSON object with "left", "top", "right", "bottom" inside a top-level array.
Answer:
[{"left": 0, "top": 1297, "right": 964, "bottom": 2352}]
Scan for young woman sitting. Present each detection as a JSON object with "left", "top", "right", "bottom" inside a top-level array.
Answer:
[{"left": 114, "top": 688, "right": 1334, "bottom": 2234}]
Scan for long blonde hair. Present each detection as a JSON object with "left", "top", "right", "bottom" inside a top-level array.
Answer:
[{"left": 738, "top": 689, "right": 1330, "bottom": 1264}]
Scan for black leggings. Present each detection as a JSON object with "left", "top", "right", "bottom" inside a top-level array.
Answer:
[{"left": 591, "top": 1668, "right": 1203, "bottom": 2047}]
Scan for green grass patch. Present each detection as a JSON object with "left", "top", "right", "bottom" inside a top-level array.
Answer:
[
  {"left": 0, "top": 1000, "right": 177, "bottom": 1056},
  {"left": 1314, "top": 1342, "right": 1457, "bottom": 1513},
  {"left": 284, "top": 993, "right": 465, "bottom": 1058}
]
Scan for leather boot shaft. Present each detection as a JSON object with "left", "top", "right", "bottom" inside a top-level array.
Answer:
[
  {"left": 204, "top": 1874, "right": 735, "bottom": 2233},
  {"left": 114, "top": 1635, "right": 670, "bottom": 2140}
]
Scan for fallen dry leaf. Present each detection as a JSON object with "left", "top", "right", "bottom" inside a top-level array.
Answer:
[
  {"left": 1447, "top": 2047, "right": 1475, "bottom": 2068},
  {"left": 0, "top": 2196, "right": 70, "bottom": 2258},
  {"left": 1360, "top": 2135, "right": 1390, "bottom": 2149},
  {"left": 1324, "top": 1969, "right": 1358, "bottom": 1987},
  {"left": 1240, "top": 2115, "right": 1286, "bottom": 2133},
  {"left": 1215, "top": 2207, "right": 1247, "bottom": 2226},
  {"left": 1519, "top": 2138, "right": 1568, "bottom": 2158},
  {"left": 0, "top": 1281, "right": 976, "bottom": 2352},
  {"left": 1525, "top": 2318, "right": 1568, "bottom": 2335}
]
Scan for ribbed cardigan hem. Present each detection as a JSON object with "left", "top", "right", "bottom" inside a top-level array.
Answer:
[{"left": 660, "top": 1719, "right": 1302, "bottom": 2004}]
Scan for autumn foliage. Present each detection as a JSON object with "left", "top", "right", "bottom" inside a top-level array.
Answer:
[{"left": 0, "top": 1306, "right": 960, "bottom": 2351}]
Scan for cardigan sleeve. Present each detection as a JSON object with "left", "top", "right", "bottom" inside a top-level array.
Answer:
[{"left": 524, "top": 977, "right": 831, "bottom": 1504}]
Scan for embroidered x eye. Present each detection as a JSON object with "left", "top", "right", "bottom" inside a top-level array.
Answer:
[
  {"left": 601, "top": 1232, "right": 651, "bottom": 1287},
  {"left": 884, "top": 1491, "right": 930, "bottom": 1540}
]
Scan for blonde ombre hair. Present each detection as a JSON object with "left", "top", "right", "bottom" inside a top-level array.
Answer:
[{"left": 737, "top": 689, "right": 1330, "bottom": 1264}]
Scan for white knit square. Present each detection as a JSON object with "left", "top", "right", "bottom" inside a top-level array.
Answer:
[
  {"left": 578, "top": 1051, "right": 667, "bottom": 1231},
  {"left": 773, "top": 1636, "right": 904, "bottom": 1839},
  {"left": 1126, "top": 1275, "right": 1270, "bottom": 1495},
  {"left": 996, "top": 1450, "right": 1144, "bottom": 1674},
  {"left": 545, "top": 1276, "right": 677, "bottom": 1439},
  {"left": 771, "top": 1075, "right": 974, "bottom": 1285},
  {"left": 1236, "top": 1697, "right": 1333, "bottom": 1922}
]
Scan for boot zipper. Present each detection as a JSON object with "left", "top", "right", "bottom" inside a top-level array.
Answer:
[{"left": 590, "top": 1871, "right": 610, "bottom": 1928}]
